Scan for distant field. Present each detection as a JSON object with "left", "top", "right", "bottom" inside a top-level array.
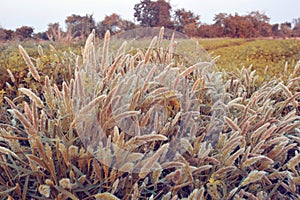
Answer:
[{"left": 197, "top": 38, "right": 300, "bottom": 77}]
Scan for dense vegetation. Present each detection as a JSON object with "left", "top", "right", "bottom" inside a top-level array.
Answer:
[
  {"left": 0, "top": 28, "right": 299, "bottom": 199},
  {"left": 1, "top": 37, "right": 299, "bottom": 91}
]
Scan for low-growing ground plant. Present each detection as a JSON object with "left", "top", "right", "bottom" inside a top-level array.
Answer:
[{"left": 0, "top": 28, "right": 299, "bottom": 199}]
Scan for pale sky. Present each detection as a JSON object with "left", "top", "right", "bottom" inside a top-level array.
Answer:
[{"left": 1, "top": 0, "right": 299, "bottom": 32}]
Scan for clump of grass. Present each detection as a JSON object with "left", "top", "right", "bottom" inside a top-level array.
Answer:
[{"left": 0, "top": 27, "right": 299, "bottom": 199}]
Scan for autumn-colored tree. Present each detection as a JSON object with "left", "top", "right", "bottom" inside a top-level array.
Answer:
[
  {"left": 65, "top": 14, "right": 96, "bottom": 39},
  {"left": 292, "top": 17, "right": 300, "bottom": 37},
  {"left": 272, "top": 24, "right": 280, "bottom": 37},
  {"left": 173, "top": 8, "right": 200, "bottom": 36},
  {"left": 213, "top": 13, "right": 228, "bottom": 28},
  {"left": 0, "top": 27, "right": 13, "bottom": 41},
  {"left": 198, "top": 24, "right": 224, "bottom": 38},
  {"left": 280, "top": 22, "right": 292, "bottom": 38},
  {"left": 247, "top": 11, "right": 272, "bottom": 37},
  {"left": 97, "top": 13, "right": 135, "bottom": 37},
  {"left": 14, "top": 26, "right": 34, "bottom": 40},
  {"left": 134, "top": 0, "right": 172, "bottom": 28},
  {"left": 212, "top": 12, "right": 273, "bottom": 38},
  {"left": 222, "top": 14, "right": 257, "bottom": 38}
]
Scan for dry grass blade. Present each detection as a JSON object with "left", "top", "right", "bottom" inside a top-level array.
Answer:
[
  {"left": 18, "top": 45, "right": 40, "bottom": 81},
  {"left": 26, "top": 154, "right": 48, "bottom": 171},
  {"left": 0, "top": 146, "right": 24, "bottom": 164}
]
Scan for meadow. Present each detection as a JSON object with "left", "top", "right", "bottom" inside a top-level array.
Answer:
[
  {"left": 199, "top": 38, "right": 300, "bottom": 78},
  {"left": 0, "top": 30, "right": 299, "bottom": 199}
]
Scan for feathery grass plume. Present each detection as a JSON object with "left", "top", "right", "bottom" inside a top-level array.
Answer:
[
  {"left": 18, "top": 45, "right": 40, "bottom": 81},
  {"left": 83, "top": 29, "right": 95, "bottom": 64},
  {"left": 31, "top": 100, "right": 39, "bottom": 131},
  {"left": 224, "top": 116, "right": 241, "bottom": 132},
  {"left": 71, "top": 95, "right": 105, "bottom": 126},
  {"left": 62, "top": 81, "right": 72, "bottom": 114},
  {"left": 286, "top": 153, "right": 300, "bottom": 176},
  {"left": 139, "top": 143, "right": 169, "bottom": 178},
  {"left": 38, "top": 185, "right": 50, "bottom": 198},
  {"left": 111, "top": 178, "right": 119, "bottom": 194},
  {"left": 37, "top": 44, "right": 44, "bottom": 56},
  {"left": 44, "top": 76, "right": 54, "bottom": 105},
  {"left": 180, "top": 138, "right": 193, "bottom": 155},
  {"left": 107, "top": 110, "right": 140, "bottom": 125},
  {"left": 68, "top": 145, "right": 78, "bottom": 159},
  {"left": 280, "top": 92, "right": 300, "bottom": 111},
  {"left": 161, "top": 161, "right": 185, "bottom": 169},
  {"left": 6, "top": 69, "right": 15, "bottom": 83},
  {"left": 144, "top": 36, "right": 157, "bottom": 64},
  {"left": 23, "top": 101, "right": 33, "bottom": 123},
  {"left": 192, "top": 165, "right": 213, "bottom": 175},
  {"left": 11, "top": 109, "right": 36, "bottom": 135},
  {"left": 131, "top": 182, "right": 140, "bottom": 200},
  {"left": 4, "top": 96, "right": 17, "bottom": 109},
  {"left": 251, "top": 122, "right": 270, "bottom": 145},
  {"left": 214, "top": 166, "right": 237, "bottom": 178},
  {"left": 224, "top": 147, "right": 245, "bottom": 166},
  {"left": 291, "top": 60, "right": 300, "bottom": 77},
  {"left": 259, "top": 125, "right": 277, "bottom": 142},
  {"left": 162, "top": 192, "right": 171, "bottom": 200},
  {"left": 59, "top": 178, "right": 71, "bottom": 190},
  {"left": 134, "top": 134, "right": 168, "bottom": 143},
  {"left": 59, "top": 143, "right": 69, "bottom": 166},
  {"left": 240, "top": 170, "right": 266, "bottom": 187},
  {"left": 221, "top": 135, "right": 242, "bottom": 162},
  {"left": 152, "top": 167, "right": 162, "bottom": 184},
  {"left": 157, "top": 26, "right": 164, "bottom": 49},
  {"left": 278, "top": 83, "right": 298, "bottom": 108},
  {"left": 166, "top": 33, "right": 175, "bottom": 63},
  {"left": 18, "top": 88, "right": 44, "bottom": 108},
  {"left": 101, "top": 30, "right": 110, "bottom": 72}
]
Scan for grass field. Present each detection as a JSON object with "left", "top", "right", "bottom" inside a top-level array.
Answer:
[
  {"left": 198, "top": 38, "right": 300, "bottom": 75},
  {"left": 0, "top": 33, "right": 300, "bottom": 199}
]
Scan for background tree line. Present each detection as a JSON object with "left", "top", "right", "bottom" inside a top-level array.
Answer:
[{"left": 1, "top": 0, "right": 300, "bottom": 42}]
